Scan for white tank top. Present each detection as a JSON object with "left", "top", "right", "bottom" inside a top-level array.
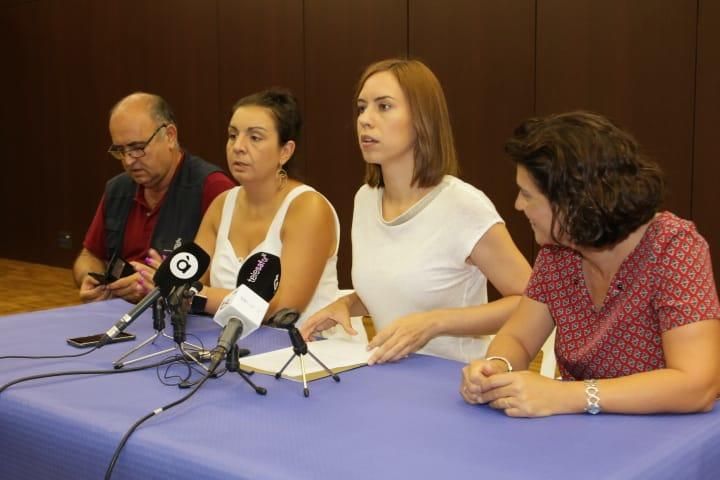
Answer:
[{"left": 209, "top": 185, "right": 340, "bottom": 325}]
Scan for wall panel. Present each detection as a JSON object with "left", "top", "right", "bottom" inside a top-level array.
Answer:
[
  {"left": 217, "top": 0, "right": 305, "bottom": 172},
  {"left": 140, "top": 0, "right": 222, "bottom": 165},
  {"left": 304, "top": 0, "right": 408, "bottom": 287},
  {"left": 45, "top": 0, "right": 99, "bottom": 266},
  {"left": 536, "top": 0, "right": 697, "bottom": 219},
  {"left": 1, "top": 1, "right": 64, "bottom": 263},
  {"left": 693, "top": 0, "right": 720, "bottom": 285},
  {"left": 409, "top": 0, "right": 536, "bottom": 268}
]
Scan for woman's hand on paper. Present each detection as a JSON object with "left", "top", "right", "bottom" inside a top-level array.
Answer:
[
  {"left": 366, "top": 312, "right": 437, "bottom": 365},
  {"left": 300, "top": 298, "right": 357, "bottom": 340}
]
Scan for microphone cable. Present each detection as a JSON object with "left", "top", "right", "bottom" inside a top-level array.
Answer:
[
  {"left": 155, "top": 336, "right": 223, "bottom": 388},
  {"left": 105, "top": 349, "right": 223, "bottom": 480},
  {"left": 0, "top": 346, "right": 100, "bottom": 360},
  {"left": 0, "top": 355, "right": 183, "bottom": 394}
]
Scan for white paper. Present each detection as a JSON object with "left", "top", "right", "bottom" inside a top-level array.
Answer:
[{"left": 242, "top": 338, "right": 373, "bottom": 381}]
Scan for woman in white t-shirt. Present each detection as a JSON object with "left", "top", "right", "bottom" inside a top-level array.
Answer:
[
  {"left": 300, "top": 59, "right": 532, "bottom": 363},
  {"left": 192, "top": 89, "right": 339, "bottom": 323}
]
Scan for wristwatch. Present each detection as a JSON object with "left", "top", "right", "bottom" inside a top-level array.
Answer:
[{"left": 190, "top": 294, "right": 208, "bottom": 315}]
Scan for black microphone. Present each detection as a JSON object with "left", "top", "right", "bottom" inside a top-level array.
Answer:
[
  {"left": 213, "top": 318, "right": 245, "bottom": 362},
  {"left": 166, "top": 280, "right": 206, "bottom": 346},
  {"left": 210, "top": 252, "right": 281, "bottom": 369},
  {"left": 98, "top": 243, "right": 210, "bottom": 347},
  {"left": 188, "top": 281, "right": 203, "bottom": 297},
  {"left": 235, "top": 251, "right": 281, "bottom": 299},
  {"left": 166, "top": 280, "right": 204, "bottom": 310}
]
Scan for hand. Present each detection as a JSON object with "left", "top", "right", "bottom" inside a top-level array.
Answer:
[
  {"left": 144, "top": 248, "right": 164, "bottom": 270},
  {"left": 131, "top": 250, "right": 161, "bottom": 299},
  {"left": 474, "top": 370, "right": 569, "bottom": 418},
  {"left": 106, "top": 272, "right": 143, "bottom": 303},
  {"left": 78, "top": 275, "right": 111, "bottom": 303},
  {"left": 132, "top": 260, "right": 157, "bottom": 292},
  {"left": 106, "top": 261, "right": 155, "bottom": 304},
  {"left": 460, "top": 359, "right": 507, "bottom": 404},
  {"left": 366, "top": 312, "right": 438, "bottom": 365},
  {"left": 300, "top": 299, "right": 357, "bottom": 340}
]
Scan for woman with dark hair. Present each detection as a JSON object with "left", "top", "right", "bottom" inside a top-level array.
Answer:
[
  {"left": 300, "top": 59, "right": 531, "bottom": 364},
  {"left": 461, "top": 111, "right": 720, "bottom": 416},
  {"left": 191, "top": 88, "right": 339, "bottom": 322}
]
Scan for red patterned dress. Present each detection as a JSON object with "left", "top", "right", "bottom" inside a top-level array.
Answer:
[{"left": 526, "top": 212, "right": 720, "bottom": 380}]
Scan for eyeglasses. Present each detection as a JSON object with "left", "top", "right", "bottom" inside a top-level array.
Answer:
[{"left": 107, "top": 124, "right": 168, "bottom": 160}]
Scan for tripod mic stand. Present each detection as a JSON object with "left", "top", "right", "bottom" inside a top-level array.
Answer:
[
  {"left": 225, "top": 344, "right": 267, "bottom": 395},
  {"left": 166, "top": 283, "right": 211, "bottom": 373},
  {"left": 113, "top": 285, "right": 207, "bottom": 370},
  {"left": 271, "top": 309, "right": 340, "bottom": 397}
]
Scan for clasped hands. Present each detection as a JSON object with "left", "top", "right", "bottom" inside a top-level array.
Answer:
[{"left": 461, "top": 359, "right": 564, "bottom": 417}]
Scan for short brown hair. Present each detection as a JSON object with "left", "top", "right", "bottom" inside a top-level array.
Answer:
[
  {"left": 355, "top": 58, "right": 458, "bottom": 188},
  {"left": 505, "top": 111, "right": 664, "bottom": 248}
]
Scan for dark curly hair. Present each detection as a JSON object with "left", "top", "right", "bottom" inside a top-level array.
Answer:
[
  {"left": 504, "top": 111, "right": 664, "bottom": 248},
  {"left": 232, "top": 88, "right": 302, "bottom": 176}
]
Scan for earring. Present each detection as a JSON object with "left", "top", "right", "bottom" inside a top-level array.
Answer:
[{"left": 277, "top": 165, "right": 288, "bottom": 191}]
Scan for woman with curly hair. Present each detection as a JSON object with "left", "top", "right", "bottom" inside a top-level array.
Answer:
[{"left": 461, "top": 111, "right": 720, "bottom": 417}]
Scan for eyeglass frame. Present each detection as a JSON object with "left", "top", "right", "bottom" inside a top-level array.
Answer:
[{"left": 107, "top": 123, "right": 168, "bottom": 160}]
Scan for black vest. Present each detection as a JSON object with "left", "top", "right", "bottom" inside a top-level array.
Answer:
[{"left": 104, "top": 152, "right": 223, "bottom": 258}]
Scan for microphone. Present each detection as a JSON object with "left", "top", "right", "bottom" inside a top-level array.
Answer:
[
  {"left": 166, "top": 280, "right": 204, "bottom": 309},
  {"left": 212, "top": 318, "right": 245, "bottom": 365},
  {"left": 188, "top": 281, "right": 203, "bottom": 297},
  {"left": 98, "top": 243, "right": 210, "bottom": 347},
  {"left": 235, "top": 250, "right": 281, "bottom": 297},
  {"left": 210, "top": 252, "right": 281, "bottom": 368}
]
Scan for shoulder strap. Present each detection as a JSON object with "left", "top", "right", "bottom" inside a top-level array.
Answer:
[{"left": 217, "top": 187, "right": 241, "bottom": 240}]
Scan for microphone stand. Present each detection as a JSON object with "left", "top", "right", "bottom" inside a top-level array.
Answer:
[
  {"left": 113, "top": 299, "right": 175, "bottom": 368},
  {"left": 113, "top": 286, "right": 207, "bottom": 370},
  {"left": 275, "top": 323, "right": 340, "bottom": 397},
  {"left": 166, "top": 284, "right": 210, "bottom": 373},
  {"left": 225, "top": 344, "right": 266, "bottom": 395}
]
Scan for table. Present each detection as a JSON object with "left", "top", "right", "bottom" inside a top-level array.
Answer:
[{"left": 0, "top": 300, "right": 718, "bottom": 479}]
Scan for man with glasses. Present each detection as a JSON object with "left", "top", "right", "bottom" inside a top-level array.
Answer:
[{"left": 72, "top": 92, "right": 235, "bottom": 304}]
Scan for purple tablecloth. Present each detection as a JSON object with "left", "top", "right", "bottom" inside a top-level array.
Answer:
[{"left": 0, "top": 300, "right": 718, "bottom": 479}]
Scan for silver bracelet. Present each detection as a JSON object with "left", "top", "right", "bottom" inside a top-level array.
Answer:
[
  {"left": 485, "top": 356, "right": 513, "bottom": 372},
  {"left": 584, "top": 379, "right": 601, "bottom": 414}
]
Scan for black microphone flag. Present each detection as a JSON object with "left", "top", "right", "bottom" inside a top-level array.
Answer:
[{"left": 99, "top": 242, "right": 210, "bottom": 346}]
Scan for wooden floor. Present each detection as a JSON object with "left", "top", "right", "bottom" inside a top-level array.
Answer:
[{"left": 0, "top": 258, "right": 80, "bottom": 315}]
